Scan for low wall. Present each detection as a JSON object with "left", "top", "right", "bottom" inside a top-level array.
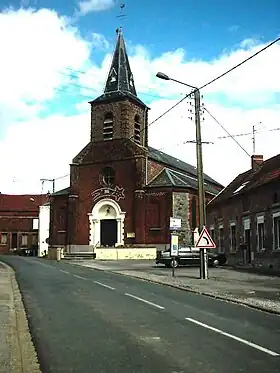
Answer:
[
  {"left": 48, "top": 247, "right": 65, "bottom": 260},
  {"left": 95, "top": 247, "right": 156, "bottom": 260}
]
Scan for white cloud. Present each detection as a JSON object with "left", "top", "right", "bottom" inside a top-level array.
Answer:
[
  {"left": 0, "top": 7, "right": 279, "bottom": 194},
  {"left": 92, "top": 32, "right": 110, "bottom": 50},
  {"left": 77, "top": 0, "right": 115, "bottom": 15}
]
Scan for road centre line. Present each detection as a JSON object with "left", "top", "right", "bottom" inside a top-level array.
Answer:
[
  {"left": 125, "top": 293, "right": 165, "bottom": 310},
  {"left": 73, "top": 274, "right": 87, "bottom": 280},
  {"left": 60, "top": 269, "right": 70, "bottom": 274},
  {"left": 186, "top": 317, "right": 279, "bottom": 357},
  {"left": 93, "top": 281, "right": 115, "bottom": 290}
]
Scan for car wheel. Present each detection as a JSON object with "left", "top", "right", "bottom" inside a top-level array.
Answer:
[
  {"left": 171, "top": 258, "right": 179, "bottom": 268},
  {"left": 213, "top": 259, "right": 219, "bottom": 267}
]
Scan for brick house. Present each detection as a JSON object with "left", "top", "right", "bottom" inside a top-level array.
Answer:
[
  {"left": 207, "top": 154, "right": 280, "bottom": 270},
  {"left": 0, "top": 194, "right": 48, "bottom": 254},
  {"left": 49, "top": 28, "right": 223, "bottom": 255}
]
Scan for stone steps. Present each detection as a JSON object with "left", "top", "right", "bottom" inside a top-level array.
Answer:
[{"left": 63, "top": 253, "right": 96, "bottom": 260}]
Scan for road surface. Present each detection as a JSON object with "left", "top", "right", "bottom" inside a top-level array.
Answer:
[{"left": 1, "top": 256, "right": 280, "bottom": 373}]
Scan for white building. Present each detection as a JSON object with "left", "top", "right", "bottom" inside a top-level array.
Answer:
[{"left": 38, "top": 203, "right": 50, "bottom": 257}]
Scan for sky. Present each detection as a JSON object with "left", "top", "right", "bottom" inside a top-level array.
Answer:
[{"left": 0, "top": 0, "right": 279, "bottom": 194}]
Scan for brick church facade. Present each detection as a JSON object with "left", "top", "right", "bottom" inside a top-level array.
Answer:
[{"left": 49, "top": 28, "right": 223, "bottom": 252}]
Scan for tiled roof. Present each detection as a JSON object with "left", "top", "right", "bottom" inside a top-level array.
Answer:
[
  {"left": 0, "top": 194, "right": 48, "bottom": 212},
  {"left": 147, "top": 168, "right": 221, "bottom": 195},
  {"left": 209, "top": 153, "right": 280, "bottom": 206},
  {"left": 148, "top": 146, "right": 223, "bottom": 187}
]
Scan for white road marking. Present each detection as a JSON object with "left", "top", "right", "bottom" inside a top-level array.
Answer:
[
  {"left": 93, "top": 281, "right": 115, "bottom": 290},
  {"left": 73, "top": 274, "right": 87, "bottom": 280},
  {"left": 60, "top": 269, "right": 70, "bottom": 274},
  {"left": 125, "top": 293, "right": 165, "bottom": 310},
  {"left": 186, "top": 317, "right": 279, "bottom": 357}
]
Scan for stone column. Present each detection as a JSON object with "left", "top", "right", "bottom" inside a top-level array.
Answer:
[
  {"left": 117, "top": 218, "right": 122, "bottom": 245},
  {"left": 134, "top": 190, "right": 145, "bottom": 244}
]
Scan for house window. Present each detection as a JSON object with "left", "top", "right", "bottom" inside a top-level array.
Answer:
[
  {"left": 101, "top": 167, "right": 115, "bottom": 186},
  {"left": 21, "top": 234, "right": 28, "bottom": 247},
  {"left": 218, "top": 226, "right": 224, "bottom": 252},
  {"left": 103, "top": 112, "right": 113, "bottom": 140},
  {"left": 134, "top": 114, "right": 141, "bottom": 144},
  {"left": 230, "top": 224, "right": 237, "bottom": 252},
  {"left": 257, "top": 222, "right": 264, "bottom": 252},
  {"left": 0, "top": 233, "right": 8, "bottom": 245},
  {"left": 32, "top": 234, "right": 38, "bottom": 247},
  {"left": 273, "top": 213, "right": 280, "bottom": 250}
]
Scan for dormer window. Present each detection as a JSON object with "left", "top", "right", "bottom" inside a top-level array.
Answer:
[
  {"left": 134, "top": 114, "right": 141, "bottom": 144},
  {"left": 103, "top": 113, "right": 114, "bottom": 140}
]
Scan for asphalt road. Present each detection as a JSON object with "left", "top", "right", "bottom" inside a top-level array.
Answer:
[{"left": 1, "top": 256, "right": 280, "bottom": 373}]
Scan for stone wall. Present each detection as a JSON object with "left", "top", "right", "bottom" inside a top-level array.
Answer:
[{"left": 172, "top": 192, "right": 192, "bottom": 246}]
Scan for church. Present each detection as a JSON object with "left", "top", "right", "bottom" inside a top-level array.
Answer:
[{"left": 49, "top": 28, "right": 223, "bottom": 256}]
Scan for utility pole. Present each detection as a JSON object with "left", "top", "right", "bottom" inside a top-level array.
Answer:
[
  {"left": 40, "top": 179, "right": 55, "bottom": 193},
  {"left": 156, "top": 72, "right": 208, "bottom": 280},
  {"left": 252, "top": 125, "right": 256, "bottom": 155},
  {"left": 194, "top": 89, "right": 208, "bottom": 279}
]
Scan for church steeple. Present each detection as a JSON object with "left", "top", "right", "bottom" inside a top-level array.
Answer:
[
  {"left": 104, "top": 27, "right": 137, "bottom": 97},
  {"left": 89, "top": 28, "right": 149, "bottom": 147}
]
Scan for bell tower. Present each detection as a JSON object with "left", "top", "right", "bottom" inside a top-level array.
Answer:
[{"left": 89, "top": 28, "right": 148, "bottom": 147}]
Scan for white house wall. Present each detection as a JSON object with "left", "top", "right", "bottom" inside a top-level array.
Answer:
[{"left": 38, "top": 204, "right": 50, "bottom": 257}]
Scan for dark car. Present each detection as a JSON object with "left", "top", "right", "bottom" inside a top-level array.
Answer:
[{"left": 156, "top": 246, "right": 227, "bottom": 268}]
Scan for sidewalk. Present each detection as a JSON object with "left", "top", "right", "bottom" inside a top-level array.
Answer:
[
  {"left": 69, "top": 260, "right": 280, "bottom": 315},
  {"left": 0, "top": 261, "right": 41, "bottom": 373}
]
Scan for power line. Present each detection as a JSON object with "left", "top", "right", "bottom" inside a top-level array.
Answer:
[
  {"left": 62, "top": 36, "right": 280, "bottom": 129},
  {"left": 203, "top": 107, "right": 252, "bottom": 157},
  {"left": 60, "top": 70, "right": 184, "bottom": 100}
]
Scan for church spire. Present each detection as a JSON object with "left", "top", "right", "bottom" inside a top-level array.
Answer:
[{"left": 103, "top": 27, "right": 137, "bottom": 97}]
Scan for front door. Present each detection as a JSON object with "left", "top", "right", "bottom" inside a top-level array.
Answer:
[
  {"left": 11, "top": 233, "right": 18, "bottom": 249},
  {"left": 100, "top": 219, "right": 117, "bottom": 247},
  {"left": 244, "top": 229, "right": 251, "bottom": 264}
]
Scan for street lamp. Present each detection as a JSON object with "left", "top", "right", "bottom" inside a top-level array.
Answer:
[{"left": 156, "top": 72, "right": 207, "bottom": 279}]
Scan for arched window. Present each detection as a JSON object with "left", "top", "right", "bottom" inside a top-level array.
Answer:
[
  {"left": 101, "top": 167, "right": 115, "bottom": 186},
  {"left": 134, "top": 114, "right": 141, "bottom": 144},
  {"left": 103, "top": 112, "right": 113, "bottom": 140}
]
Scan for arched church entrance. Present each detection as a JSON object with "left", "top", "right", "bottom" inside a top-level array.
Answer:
[{"left": 88, "top": 199, "right": 125, "bottom": 247}]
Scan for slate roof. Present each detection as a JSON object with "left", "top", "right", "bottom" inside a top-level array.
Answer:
[
  {"left": 50, "top": 187, "right": 70, "bottom": 196},
  {"left": 148, "top": 146, "right": 223, "bottom": 188},
  {"left": 209, "top": 153, "right": 280, "bottom": 206},
  {"left": 91, "top": 28, "right": 147, "bottom": 108},
  {"left": 0, "top": 194, "right": 48, "bottom": 212},
  {"left": 147, "top": 168, "right": 221, "bottom": 195}
]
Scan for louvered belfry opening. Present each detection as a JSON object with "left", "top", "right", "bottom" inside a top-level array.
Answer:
[{"left": 103, "top": 112, "right": 114, "bottom": 140}]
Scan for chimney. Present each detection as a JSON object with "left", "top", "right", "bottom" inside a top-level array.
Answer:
[{"left": 251, "top": 154, "right": 263, "bottom": 170}]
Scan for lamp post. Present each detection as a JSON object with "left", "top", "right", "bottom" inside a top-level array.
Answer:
[{"left": 156, "top": 72, "right": 208, "bottom": 279}]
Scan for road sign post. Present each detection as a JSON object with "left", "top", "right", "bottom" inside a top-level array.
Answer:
[
  {"left": 169, "top": 217, "right": 181, "bottom": 277},
  {"left": 195, "top": 226, "right": 216, "bottom": 280},
  {"left": 170, "top": 233, "right": 179, "bottom": 277}
]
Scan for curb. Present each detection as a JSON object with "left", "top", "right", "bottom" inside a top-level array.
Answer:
[
  {"left": 69, "top": 262, "right": 280, "bottom": 316},
  {"left": 0, "top": 261, "right": 42, "bottom": 373}
]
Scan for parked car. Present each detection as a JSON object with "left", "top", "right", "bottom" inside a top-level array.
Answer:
[{"left": 156, "top": 246, "right": 227, "bottom": 268}]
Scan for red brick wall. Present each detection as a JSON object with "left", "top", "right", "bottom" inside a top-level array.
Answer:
[
  {"left": 144, "top": 191, "right": 171, "bottom": 244},
  {"left": 49, "top": 196, "right": 68, "bottom": 246},
  {"left": 146, "top": 160, "right": 164, "bottom": 183}
]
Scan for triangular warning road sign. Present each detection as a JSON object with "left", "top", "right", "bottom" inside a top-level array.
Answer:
[{"left": 195, "top": 226, "right": 216, "bottom": 249}]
